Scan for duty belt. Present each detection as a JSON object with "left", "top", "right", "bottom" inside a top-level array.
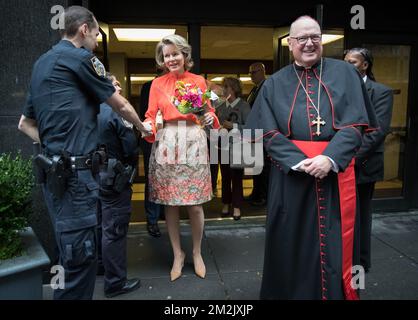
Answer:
[
  {"left": 70, "top": 148, "right": 107, "bottom": 174},
  {"left": 70, "top": 155, "right": 93, "bottom": 171}
]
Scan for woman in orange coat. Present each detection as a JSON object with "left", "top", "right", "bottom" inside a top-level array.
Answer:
[{"left": 144, "top": 34, "right": 220, "bottom": 281}]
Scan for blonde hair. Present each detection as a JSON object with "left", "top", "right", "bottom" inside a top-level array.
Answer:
[{"left": 155, "top": 34, "right": 194, "bottom": 71}]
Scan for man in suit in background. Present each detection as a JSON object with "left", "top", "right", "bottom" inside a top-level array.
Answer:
[
  {"left": 138, "top": 74, "right": 163, "bottom": 237},
  {"left": 246, "top": 62, "right": 269, "bottom": 206},
  {"left": 345, "top": 48, "right": 394, "bottom": 272}
]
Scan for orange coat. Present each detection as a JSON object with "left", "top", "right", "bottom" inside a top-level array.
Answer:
[{"left": 144, "top": 71, "right": 220, "bottom": 143}]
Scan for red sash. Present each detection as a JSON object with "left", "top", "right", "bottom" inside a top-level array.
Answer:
[{"left": 291, "top": 140, "right": 359, "bottom": 300}]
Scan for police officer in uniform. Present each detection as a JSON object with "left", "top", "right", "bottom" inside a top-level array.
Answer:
[
  {"left": 97, "top": 74, "right": 140, "bottom": 298},
  {"left": 18, "top": 6, "right": 151, "bottom": 300}
]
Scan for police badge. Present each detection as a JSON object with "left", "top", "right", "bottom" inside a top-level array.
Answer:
[{"left": 91, "top": 56, "right": 106, "bottom": 77}]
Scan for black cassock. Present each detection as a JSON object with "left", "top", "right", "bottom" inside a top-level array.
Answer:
[{"left": 245, "top": 58, "right": 377, "bottom": 300}]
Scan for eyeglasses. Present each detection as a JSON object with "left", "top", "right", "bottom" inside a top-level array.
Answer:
[{"left": 289, "top": 34, "right": 322, "bottom": 45}]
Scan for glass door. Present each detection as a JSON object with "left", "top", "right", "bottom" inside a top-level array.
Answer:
[{"left": 345, "top": 32, "right": 418, "bottom": 211}]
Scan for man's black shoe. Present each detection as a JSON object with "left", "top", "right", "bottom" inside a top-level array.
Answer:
[
  {"left": 147, "top": 222, "right": 161, "bottom": 238},
  {"left": 105, "top": 278, "right": 141, "bottom": 298}
]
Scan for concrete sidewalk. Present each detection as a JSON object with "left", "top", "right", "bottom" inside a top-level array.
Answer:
[{"left": 43, "top": 211, "right": 418, "bottom": 300}]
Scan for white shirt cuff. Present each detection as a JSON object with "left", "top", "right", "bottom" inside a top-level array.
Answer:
[
  {"left": 326, "top": 156, "right": 339, "bottom": 173},
  {"left": 291, "top": 159, "right": 307, "bottom": 171},
  {"left": 291, "top": 157, "right": 339, "bottom": 173}
]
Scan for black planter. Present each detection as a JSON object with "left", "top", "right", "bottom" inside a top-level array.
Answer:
[{"left": 0, "top": 227, "right": 50, "bottom": 300}]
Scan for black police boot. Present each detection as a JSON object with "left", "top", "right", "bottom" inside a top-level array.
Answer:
[
  {"left": 147, "top": 222, "right": 161, "bottom": 238},
  {"left": 105, "top": 278, "right": 141, "bottom": 298}
]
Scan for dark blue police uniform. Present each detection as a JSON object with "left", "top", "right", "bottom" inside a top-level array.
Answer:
[
  {"left": 23, "top": 40, "right": 115, "bottom": 299},
  {"left": 97, "top": 104, "right": 139, "bottom": 296}
]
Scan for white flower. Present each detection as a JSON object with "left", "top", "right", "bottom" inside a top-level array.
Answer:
[{"left": 210, "top": 91, "right": 220, "bottom": 101}]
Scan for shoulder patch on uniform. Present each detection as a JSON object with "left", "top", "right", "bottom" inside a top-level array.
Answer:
[
  {"left": 91, "top": 56, "right": 106, "bottom": 77},
  {"left": 120, "top": 116, "right": 134, "bottom": 129}
]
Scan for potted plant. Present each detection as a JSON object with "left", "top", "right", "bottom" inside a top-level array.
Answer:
[{"left": 0, "top": 152, "right": 50, "bottom": 300}]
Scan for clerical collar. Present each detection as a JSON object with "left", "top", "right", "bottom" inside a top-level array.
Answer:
[
  {"left": 293, "top": 59, "right": 322, "bottom": 71},
  {"left": 226, "top": 97, "right": 241, "bottom": 108},
  {"left": 363, "top": 75, "right": 368, "bottom": 83}
]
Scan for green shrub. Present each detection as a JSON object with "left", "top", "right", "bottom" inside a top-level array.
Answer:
[{"left": 0, "top": 152, "right": 34, "bottom": 260}]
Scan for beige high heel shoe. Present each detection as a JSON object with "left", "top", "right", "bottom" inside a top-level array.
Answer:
[
  {"left": 170, "top": 251, "right": 185, "bottom": 282},
  {"left": 193, "top": 254, "right": 206, "bottom": 279}
]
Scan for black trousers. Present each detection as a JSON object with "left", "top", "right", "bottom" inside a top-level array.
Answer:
[
  {"left": 141, "top": 140, "right": 162, "bottom": 224},
  {"left": 357, "top": 182, "right": 376, "bottom": 270},
  {"left": 250, "top": 150, "right": 270, "bottom": 200},
  {"left": 220, "top": 164, "right": 244, "bottom": 209},
  {"left": 97, "top": 187, "right": 132, "bottom": 292},
  {"left": 46, "top": 170, "right": 99, "bottom": 300}
]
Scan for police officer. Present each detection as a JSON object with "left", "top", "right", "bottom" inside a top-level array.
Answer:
[
  {"left": 97, "top": 74, "right": 140, "bottom": 298},
  {"left": 18, "top": 6, "right": 151, "bottom": 300}
]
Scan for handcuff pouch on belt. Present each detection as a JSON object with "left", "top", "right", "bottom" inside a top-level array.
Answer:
[{"left": 103, "top": 159, "right": 136, "bottom": 193}]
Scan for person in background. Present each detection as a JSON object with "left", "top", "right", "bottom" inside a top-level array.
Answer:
[
  {"left": 344, "top": 48, "right": 394, "bottom": 273},
  {"left": 138, "top": 70, "right": 165, "bottom": 238},
  {"left": 246, "top": 62, "right": 269, "bottom": 206},
  {"left": 216, "top": 77, "right": 251, "bottom": 220},
  {"left": 206, "top": 80, "right": 224, "bottom": 197},
  {"left": 97, "top": 73, "right": 141, "bottom": 298}
]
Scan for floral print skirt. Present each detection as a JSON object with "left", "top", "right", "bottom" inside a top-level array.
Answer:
[{"left": 148, "top": 122, "right": 212, "bottom": 206}]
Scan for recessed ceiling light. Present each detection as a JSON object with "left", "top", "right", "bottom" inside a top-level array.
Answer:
[
  {"left": 113, "top": 28, "right": 176, "bottom": 41},
  {"left": 130, "top": 76, "right": 155, "bottom": 82}
]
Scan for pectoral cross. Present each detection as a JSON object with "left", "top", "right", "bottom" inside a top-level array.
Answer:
[{"left": 312, "top": 115, "right": 326, "bottom": 136}]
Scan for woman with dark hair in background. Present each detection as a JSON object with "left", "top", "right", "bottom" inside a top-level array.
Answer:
[{"left": 345, "top": 48, "right": 394, "bottom": 272}]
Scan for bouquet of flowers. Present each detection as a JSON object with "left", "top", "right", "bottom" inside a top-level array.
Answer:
[{"left": 172, "top": 81, "right": 212, "bottom": 116}]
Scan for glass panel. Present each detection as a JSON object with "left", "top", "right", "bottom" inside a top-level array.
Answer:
[
  {"left": 363, "top": 44, "right": 411, "bottom": 198},
  {"left": 200, "top": 26, "right": 274, "bottom": 198},
  {"left": 321, "top": 31, "right": 345, "bottom": 59},
  {"left": 201, "top": 26, "right": 273, "bottom": 60}
]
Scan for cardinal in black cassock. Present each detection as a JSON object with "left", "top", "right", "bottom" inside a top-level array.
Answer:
[{"left": 245, "top": 16, "right": 377, "bottom": 300}]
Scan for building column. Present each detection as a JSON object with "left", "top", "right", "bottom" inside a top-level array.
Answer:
[{"left": 187, "top": 23, "right": 201, "bottom": 74}]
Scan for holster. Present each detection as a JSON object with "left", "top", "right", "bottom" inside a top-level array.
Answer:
[
  {"left": 33, "top": 151, "right": 72, "bottom": 199},
  {"left": 49, "top": 154, "right": 72, "bottom": 199},
  {"left": 33, "top": 142, "right": 46, "bottom": 184},
  {"left": 91, "top": 145, "right": 108, "bottom": 174},
  {"left": 113, "top": 161, "right": 136, "bottom": 193}
]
